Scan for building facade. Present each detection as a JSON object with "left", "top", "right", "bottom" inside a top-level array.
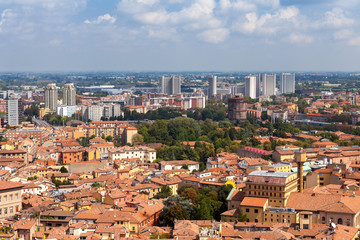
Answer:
[
  {"left": 0, "top": 181, "right": 23, "bottom": 218},
  {"left": 108, "top": 146, "right": 156, "bottom": 163},
  {"left": 208, "top": 75, "right": 217, "bottom": 98},
  {"left": 82, "top": 103, "right": 123, "bottom": 121},
  {"left": 280, "top": 73, "right": 295, "bottom": 94},
  {"left": 161, "top": 76, "right": 181, "bottom": 95},
  {"left": 45, "top": 83, "right": 58, "bottom": 110},
  {"left": 62, "top": 83, "right": 76, "bottom": 106},
  {"left": 245, "top": 170, "right": 298, "bottom": 207},
  {"left": 7, "top": 98, "right": 22, "bottom": 126},
  {"left": 228, "top": 97, "right": 247, "bottom": 122},
  {"left": 262, "top": 74, "right": 276, "bottom": 97},
  {"left": 245, "top": 75, "right": 257, "bottom": 99}
]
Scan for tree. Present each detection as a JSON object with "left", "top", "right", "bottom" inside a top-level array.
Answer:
[
  {"left": 196, "top": 198, "right": 212, "bottom": 220},
  {"left": 150, "top": 232, "right": 171, "bottom": 239},
  {"left": 105, "top": 136, "right": 113, "bottom": 142},
  {"left": 132, "top": 134, "right": 144, "bottom": 143},
  {"left": 160, "top": 205, "right": 190, "bottom": 226},
  {"left": 180, "top": 188, "right": 197, "bottom": 203},
  {"left": 60, "top": 166, "right": 68, "bottom": 173},
  {"left": 181, "top": 164, "right": 188, "bottom": 170},
  {"left": 238, "top": 209, "right": 248, "bottom": 222},
  {"left": 153, "top": 186, "right": 172, "bottom": 199}
]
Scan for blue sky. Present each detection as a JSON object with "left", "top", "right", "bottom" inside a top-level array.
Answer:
[{"left": 0, "top": 0, "right": 360, "bottom": 72}]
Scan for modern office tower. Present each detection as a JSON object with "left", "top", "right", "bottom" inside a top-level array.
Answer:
[
  {"left": 45, "top": 83, "right": 58, "bottom": 110},
  {"left": 208, "top": 75, "right": 217, "bottom": 98},
  {"left": 63, "top": 83, "right": 76, "bottom": 106},
  {"left": 262, "top": 74, "right": 276, "bottom": 97},
  {"left": 7, "top": 97, "right": 22, "bottom": 126},
  {"left": 161, "top": 76, "right": 181, "bottom": 95},
  {"left": 280, "top": 73, "right": 295, "bottom": 94},
  {"left": 245, "top": 75, "right": 257, "bottom": 99},
  {"left": 228, "top": 97, "right": 247, "bottom": 122}
]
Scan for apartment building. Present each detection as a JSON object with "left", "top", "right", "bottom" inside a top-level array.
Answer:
[
  {"left": 0, "top": 181, "right": 23, "bottom": 218},
  {"left": 108, "top": 146, "right": 156, "bottom": 163},
  {"left": 245, "top": 170, "right": 298, "bottom": 207}
]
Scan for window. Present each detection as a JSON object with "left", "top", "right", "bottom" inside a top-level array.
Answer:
[
  {"left": 3, "top": 196, "right": 7, "bottom": 202},
  {"left": 132, "top": 227, "right": 135, "bottom": 231},
  {"left": 246, "top": 208, "right": 249, "bottom": 213},
  {"left": 4, "top": 208, "right": 7, "bottom": 215},
  {"left": 9, "top": 207, "right": 13, "bottom": 214},
  {"left": 304, "top": 214, "right": 308, "bottom": 219},
  {"left": 338, "top": 218, "right": 343, "bottom": 225},
  {"left": 9, "top": 194, "right": 12, "bottom": 201},
  {"left": 254, "top": 209, "right": 258, "bottom": 213},
  {"left": 0, "top": 209, "right": 2, "bottom": 215},
  {"left": 303, "top": 224, "right": 309, "bottom": 229}
]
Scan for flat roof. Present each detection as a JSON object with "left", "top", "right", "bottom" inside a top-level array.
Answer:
[{"left": 248, "top": 170, "right": 295, "bottom": 178}]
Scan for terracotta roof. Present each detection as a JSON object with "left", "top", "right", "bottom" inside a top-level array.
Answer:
[{"left": 240, "top": 197, "right": 268, "bottom": 207}]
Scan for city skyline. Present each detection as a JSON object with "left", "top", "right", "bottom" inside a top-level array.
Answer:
[{"left": 0, "top": 0, "right": 360, "bottom": 72}]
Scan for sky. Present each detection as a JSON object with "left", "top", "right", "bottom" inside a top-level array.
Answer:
[{"left": 0, "top": 0, "right": 360, "bottom": 72}]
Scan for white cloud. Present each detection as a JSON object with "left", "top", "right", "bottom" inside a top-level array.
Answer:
[
  {"left": 197, "top": 28, "right": 229, "bottom": 43},
  {"left": 133, "top": 0, "right": 217, "bottom": 26},
  {"left": 84, "top": 14, "right": 116, "bottom": 24},
  {"left": 288, "top": 33, "right": 313, "bottom": 43},
  {"left": 333, "top": 29, "right": 353, "bottom": 40},
  {"left": 234, "top": 6, "right": 299, "bottom": 35},
  {"left": 219, "top": 0, "right": 279, "bottom": 12},
  {"left": 147, "top": 27, "right": 178, "bottom": 40},
  {"left": 117, "top": 0, "right": 160, "bottom": 14},
  {"left": 314, "top": 8, "right": 354, "bottom": 28},
  {"left": 219, "top": 0, "right": 257, "bottom": 12},
  {"left": 348, "top": 37, "right": 360, "bottom": 46},
  {"left": 49, "top": 39, "right": 61, "bottom": 45},
  {"left": 0, "top": 9, "right": 14, "bottom": 33}
]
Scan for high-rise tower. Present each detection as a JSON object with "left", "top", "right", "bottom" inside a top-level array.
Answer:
[
  {"left": 63, "top": 83, "right": 76, "bottom": 106},
  {"left": 7, "top": 97, "right": 22, "bottom": 126},
  {"left": 208, "top": 76, "right": 217, "bottom": 98},
  {"left": 45, "top": 83, "right": 58, "bottom": 110},
  {"left": 280, "top": 73, "right": 295, "bottom": 94},
  {"left": 262, "top": 74, "right": 276, "bottom": 97},
  {"left": 161, "top": 76, "right": 181, "bottom": 95},
  {"left": 245, "top": 75, "right": 257, "bottom": 99}
]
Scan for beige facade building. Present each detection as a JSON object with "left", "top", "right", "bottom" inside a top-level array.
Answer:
[
  {"left": 45, "top": 83, "right": 58, "bottom": 110},
  {"left": 62, "top": 83, "right": 76, "bottom": 106},
  {"left": 108, "top": 146, "right": 156, "bottom": 163},
  {"left": 245, "top": 170, "right": 298, "bottom": 207},
  {"left": 0, "top": 181, "right": 23, "bottom": 218}
]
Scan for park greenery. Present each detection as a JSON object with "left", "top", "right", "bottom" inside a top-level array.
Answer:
[{"left": 158, "top": 185, "right": 233, "bottom": 226}]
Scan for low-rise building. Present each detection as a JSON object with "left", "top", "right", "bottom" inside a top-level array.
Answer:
[{"left": 0, "top": 181, "right": 23, "bottom": 218}]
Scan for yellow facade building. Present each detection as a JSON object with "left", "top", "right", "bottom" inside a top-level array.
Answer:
[{"left": 245, "top": 170, "right": 298, "bottom": 207}]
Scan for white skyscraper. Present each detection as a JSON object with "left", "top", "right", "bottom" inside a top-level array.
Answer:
[
  {"left": 208, "top": 76, "right": 217, "bottom": 98},
  {"left": 45, "top": 83, "right": 58, "bottom": 110},
  {"left": 262, "top": 74, "right": 276, "bottom": 97},
  {"left": 161, "top": 76, "right": 181, "bottom": 95},
  {"left": 280, "top": 73, "right": 295, "bottom": 94},
  {"left": 7, "top": 97, "right": 22, "bottom": 126},
  {"left": 63, "top": 83, "right": 76, "bottom": 106},
  {"left": 245, "top": 75, "right": 257, "bottom": 99}
]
